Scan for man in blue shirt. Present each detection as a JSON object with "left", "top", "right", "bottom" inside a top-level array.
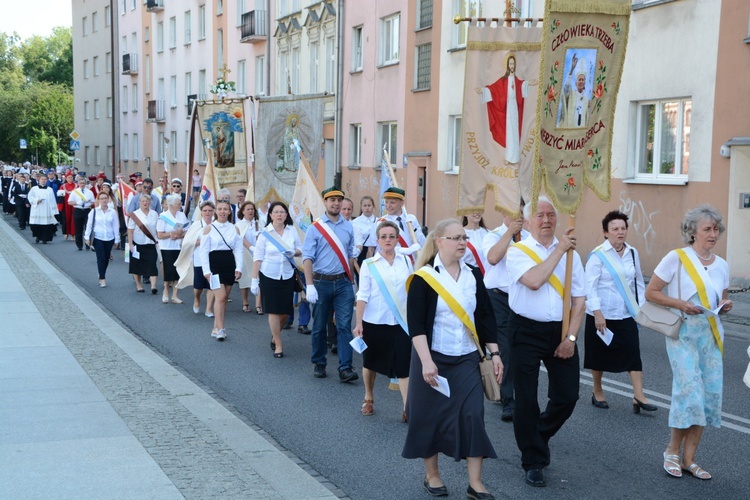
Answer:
[
  {"left": 302, "top": 187, "right": 359, "bottom": 382},
  {"left": 127, "top": 178, "right": 162, "bottom": 214}
]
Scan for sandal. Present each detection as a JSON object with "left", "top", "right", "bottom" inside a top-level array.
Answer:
[
  {"left": 242, "top": 304, "right": 251, "bottom": 313},
  {"left": 255, "top": 306, "right": 264, "bottom": 315},
  {"left": 663, "top": 453, "right": 682, "bottom": 478},
  {"left": 682, "top": 463, "right": 711, "bottom": 480},
  {"left": 361, "top": 399, "right": 374, "bottom": 416}
]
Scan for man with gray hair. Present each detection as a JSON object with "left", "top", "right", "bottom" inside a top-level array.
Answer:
[{"left": 505, "top": 196, "right": 586, "bottom": 487}]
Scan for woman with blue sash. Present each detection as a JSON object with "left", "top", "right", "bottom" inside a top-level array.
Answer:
[
  {"left": 584, "top": 211, "right": 654, "bottom": 413},
  {"left": 353, "top": 221, "right": 412, "bottom": 421}
]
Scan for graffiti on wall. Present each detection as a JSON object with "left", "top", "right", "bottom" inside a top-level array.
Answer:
[{"left": 618, "top": 190, "right": 659, "bottom": 254}]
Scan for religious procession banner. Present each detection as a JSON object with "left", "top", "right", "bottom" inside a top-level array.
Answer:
[
  {"left": 195, "top": 97, "right": 250, "bottom": 186},
  {"left": 458, "top": 25, "right": 543, "bottom": 217},
  {"left": 533, "top": 0, "right": 631, "bottom": 214},
  {"left": 290, "top": 153, "right": 326, "bottom": 247},
  {"left": 254, "top": 94, "right": 326, "bottom": 207}
]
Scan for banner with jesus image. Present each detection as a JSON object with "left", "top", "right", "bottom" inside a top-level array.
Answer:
[{"left": 196, "top": 97, "right": 250, "bottom": 186}]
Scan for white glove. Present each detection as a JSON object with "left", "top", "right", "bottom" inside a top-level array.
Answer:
[
  {"left": 284, "top": 249, "right": 295, "bottom": 258},
  {"left": 250, "top": 278, "right": 260, "bottom": 296},
  {"left": 395, "top": 243, "right": 421, "bottom": 256},
  {"left": 306, "top": 284, "right": 318, "bottom": 304}
]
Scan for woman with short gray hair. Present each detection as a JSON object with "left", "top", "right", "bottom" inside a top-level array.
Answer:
[
  {"left": 157, "top": 193, "right": 189, "bottom": 303},
  {"left": 646, "top": 204, "right": 733, "bottom": 480}
]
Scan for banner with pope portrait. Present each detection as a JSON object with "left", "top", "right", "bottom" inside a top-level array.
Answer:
[
  {"left": 458, "top": 25, "right": 543, "bottom": 218},
  {"left": 532, "top": 0, "right": 631, "bottom": 214}
]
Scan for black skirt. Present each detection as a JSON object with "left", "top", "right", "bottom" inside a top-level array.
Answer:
[
  {"left": 161, "top": 249, "right": 180, "bottom": 282},
  {"left": 193, "top": 265, "right": 210, "bottom": 290},
  {"left": 208, "top": 250, "right": 236, "bottom": 286},
  {"left": 583, "top": 315, "right": 643, "bottom": 372},
  {"left": 129, "top": 243, "right": 158, "bottom": 276},
  {"left": 259, "top": 272, "right": 294, "bottom": 315},
  {"left": 30, "top": 223, "right": 57, "bottom": 242},
  {"left": 402, "top": 349, "right": 497, "bottom": 461},
  {"left": 362, "top": 321, "right": 411, "bottom": 378}
]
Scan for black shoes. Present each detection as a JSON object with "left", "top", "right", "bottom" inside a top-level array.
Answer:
[
  {"left": 282, "top": 323, "right": 292, "bottom": 330},
  {"left": 525, "top": 469, "right": 546, "bottom": 487},
  {"left": 591, "top": 393, "right": 609, "bottom": 409},
  {"left": 501, "top": 407, "right": 513, "bottom": 422},
  {"left": 270, "top": 340, "right": 276, "bottom": 351},
  {"left": 339, "top": 368, "right": 358, "bottom": 383},
  {"left": 273, "top": 352, "right": 284, "bottom": 358},
  {"left": 298, "top": 325, "right": 311, "bottom": 334},
  {"left": 633, "top": 397, "right": 658, "bottom": 414},
  {"left": 328, "top": 343, "right": 338, "bottom": 354},
  {"left": 422, "top": 479, "right": 448, "bottom": 497},
  {"left": 313, "top": 363, "right": 327, "bottom": 378},
  {"left": 467, "top": 485, "right": 495, "bottom": 499}
]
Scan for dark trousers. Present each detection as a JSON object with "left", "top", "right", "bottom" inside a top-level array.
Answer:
[
  {"left": 73, "top": 208, "right": 90, "bottom": 249},
  {"left": 93, "top": 238, "right": 115, "bottom": 279},
  {"left": 490, "top": 290, "right": 514, "bottom": 409},
  {"left": 510, "top": 311, "right": 579, "bottom": 471},
  {"left": 17, "top": 203, "right": 30, "bottom": 228}
]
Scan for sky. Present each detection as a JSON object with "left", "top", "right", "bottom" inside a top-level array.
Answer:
[{"left": 0, "top": 0, "right": 72, "bottom": 40}]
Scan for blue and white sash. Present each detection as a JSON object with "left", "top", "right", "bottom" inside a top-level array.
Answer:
[
  {"left": 592, "top": 245, "right": 639, "bottom": 318},
  {"left": 261, "top": 227, "right": 298, "bottom": 270},
  {"left": 366, "top": 256, "right": 409, "bottom": 335}
]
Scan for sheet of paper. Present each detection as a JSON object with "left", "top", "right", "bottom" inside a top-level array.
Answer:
[
  {"left": 209, "top": 274, "right": 221, "bottom": 290},
  {"left": 431, "top": 375, "right": 450, "bottom": 398},
  {"left": 349, "top": 337, "right": 367, "bottom": 354},
  {"left": 596, "top": 327, "right": 614, "bottom": 346},
  {"left": 695, "top": 300, "right": 727, "bottom": 318},
  {"left": 131, "top": 246, "right": 140, "bottom": 259}
]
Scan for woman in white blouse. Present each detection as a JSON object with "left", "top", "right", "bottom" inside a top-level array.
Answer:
[
  {"left": 174, "top": 201, "right": 215, "bottom": 317},
  {"left": 199, "top": 200, "right": 243, "bottom": 341},
  {"left": 585, "top": 211, "right": 654, "bottom": 413},
  {"left": 236, "top": 201, "right": 260, "bottom": 313},
  {"left": 352, "top": 195, "right": 377, "bottom": 278},
  {"left": 462, "top": 211, "right": 489, "bottom": 272},
  {"left": 84, "top": 191, "right": 120, "bottom": 288},
  {"left": 127, "top": 194, "right": 159, "bottom": 294},
  {"left": 353, "top": 221, "right": 412, "bottom": 421},
  {"left": 157, "top": 194, "right": 189, "bottom": 304},
  {"left": 251, "top": 201, "right": 302, "bottom": 357}
]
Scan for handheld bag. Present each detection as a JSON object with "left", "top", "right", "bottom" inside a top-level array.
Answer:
[{"left": 635, "top": 260, "right": 683, "bottom": 339}]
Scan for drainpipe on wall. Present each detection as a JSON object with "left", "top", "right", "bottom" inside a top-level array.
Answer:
[
  {"left": 265, "top": 0, "right": 271, "bottom": 97},
  {"left": 334, "top": 0, "right": 344, "bottom": 188},
  {"left": 109, "top": 0, "right": 119, "bottom": 178}
]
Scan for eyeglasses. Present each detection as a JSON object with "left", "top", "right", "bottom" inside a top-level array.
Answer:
[
  {"left": 440, "top": 235, "right": 470, "bottom": 242},
  {"left": 172, "top": 184, "right": 181, "bottom": 188},
  {"left": 379, "top": 234, "right": 398, "bottom": 240}
]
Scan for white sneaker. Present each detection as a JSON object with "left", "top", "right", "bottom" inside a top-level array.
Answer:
[
  {"left": 216, "top": 329, "right": 226, "bottom": 341},
  {"left": 193, "top": 306, "right": 200, "bottom": 314},
  {"left": 210, "top": 330, "right": 219, "bottom": 338},
  {"left": 205, "top": 312, "right": 215, "bottom": 318}
]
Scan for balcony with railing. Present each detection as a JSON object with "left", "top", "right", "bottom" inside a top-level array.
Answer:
[
  {"left": 240, "top": 10, "right": 267, "bottom": 43},
  {"left": 146, "top": 0, "right": 165, "bottom": 13},
  {"left": 122, "top": 53, "right": 138, "bottom": 75},
  {"left": 147, "top": 100, "right": 166, "bottom": 122}
]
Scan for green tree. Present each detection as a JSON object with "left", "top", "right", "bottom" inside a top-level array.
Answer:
[
  {"left": 0, "top": 32, "right": 24, "bottom": 91},
  {"left": 20, "top": 27, "right": 73, "bottom": 87}
]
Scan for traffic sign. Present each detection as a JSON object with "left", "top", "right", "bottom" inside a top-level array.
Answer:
[
  {"left": 69, "top": 140, "right": 81, "bottom": 151},
  {"left": 19, "top": 138, "right": 27, "bottom": 149},
  {"left": 70, "top": 130, "right": 80, "bottom": 140}
]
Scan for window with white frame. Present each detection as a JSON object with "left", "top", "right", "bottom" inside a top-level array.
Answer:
[
  {"left": 453, "top": 0, "right": 483, "bottom": 48},
  {"left": 158, "top": 132, "right": 165, "bottom": 162},
  {"left": 199, "top": 5, "right": 206, "bottom": 39},
  {"left": 130, "top": 0, "right": 135, "bottom": 10},
  {"left": 107, "top": 97, "right": 112, "bottom": 117},
  {"left": 634, "top": 98, "right": 691, "bottom": 180},
  {"left": 199, "top": 70, "right": 207, "bottom": 96},
  {"left": 144, "top": 27, "right": 150, "bottom": 42},
  {"left": 157, "top": 22, "right": 164, "bottom": 52},
  {"left": 417, "top": 0, "right": 433, "bottom": 29},
  {"left": 132, "top": 84, "right": 138, "bottom": 112},
  {"left": 237, "top": 0, "right": 245, "bottom": 27},
  {"left": 217, "top": 0, "right": 224, "bottom": 15},
  {"left": 83, "top": 59, "right": 89, "bottom": 79},
  {"left": 95, "top": 146, "right": 100, "bottom": 166},
  {"left": 325, "top": 36, "right": 335, "bottom": 93},
  {"left": 84, "top": 101, "right": 90, "bottom": 120},
  {"left": 171, "top": 131, "right": 178, "bottom": 162},
  {"left": 93, "top": 56, "right": 99, "bottom": 77},
  {"left": 380, "top": 14, "right": 400, "bottom": 65},
  {"left": 236, "top": 60, "right": 246, "bottom": 95},
  {"left": 157, "top": 78, "right": 165, "bottom": 101},
  {"left": 94, "top": 99, "right": 100, "bottom": 119},
  {"left": 185, "top": 71, "right": 192, "bottom": 96},
  {"left": 170, "top": 76, "right": 177, "bottom": 108},
  {"left": 169, "top": 17, "right": 177, "bottom": 49},
  {"left": 122, "top": 85, "right": 128, "bottom": 112},
  {"left": 122, "top": 134, "right": 129, "bottom": 161},
  {"left": 414, "top": 43, "right": 431, "bottom": 90},
  {"left": 82, "top": 16, "right": 88, "bottom": 36},
  {"left": 145, "top": 55, "right": 151, "bottom": 93},
  {"left": 185, "top": 131, "right": 190, "bottom": 162},
  {"left": 132, "top": 133, "right": 138, "bottom": 161},
  {"left": 278, "top": 50, "right": 289, "bottom": 94},
  {"left": 350, "top": 124, "right": 362, "bottom": 167},
  {"left": 107, "top": 146, "right": 113, "bottom": 166},
  {"left": 291, "top": 46, "right": 300, "bottom": 94},
  {"left": 106, "top": 52, "right": 111, "bottom": 73},
  {"left": 92, "top": 12, "right": 99, "bottom": 33},
  {"left": 184, "top": 10, "right": 192, "bottom": 44},
  {"left": 119, "top": 0, "right": 125, "bottom": 15},
  {"left": 255, "top": 55, "right": 265, "bottom": 95},
  {"left": 105, "top": 5, "right": 111, "bottom": 27},
  {"left": 121, "top": 35, "right": 128, "bottom": 55},
  {"left": 310, "top": 42, "right": 319, "bottom": 92},
  {"left": 447, "top": 115, "right": 462, "bottom": 172},
  {"left": 352, "top": 26, "right": 363, "bottom": 72},
  {"left": 85, "top": 146, "right": 90, "bottom": 165},
  {"left": 378, "top": 121, "right": 398, "bottom": 166},
  {"left": 217, "top": 29, "right": 224, "bottom": 65},
  {"left": 199, "top": 139, "right": 207, "bottom": 163}
]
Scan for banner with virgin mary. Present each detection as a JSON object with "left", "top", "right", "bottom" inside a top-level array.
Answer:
[{"left": 195, "top": 97, "right": 250, "bottom": 186}]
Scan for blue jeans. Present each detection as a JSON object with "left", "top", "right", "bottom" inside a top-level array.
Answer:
[{"left": 311, "top": 277, "right": 354, "bottom": 371}]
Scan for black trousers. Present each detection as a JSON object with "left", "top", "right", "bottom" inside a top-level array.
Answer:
[
  {"left": 17, "top": 203, "right": 30, "bottom": 228},
  {"left": 490, "top": 290, "right": 515, "bottom": 409},
  {"left": 93, "top": 238, "right": 115, "bottom": 279},
  {"left": 510, "top": 311, "right": 579, "bottom": 471},
  {"left": 73, "top": 208, "right": 90, "bottom": 249}
]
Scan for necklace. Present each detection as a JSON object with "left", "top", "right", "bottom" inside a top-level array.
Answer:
[{"left": 691, "top": 247, "right": 713, "bottom": 261}]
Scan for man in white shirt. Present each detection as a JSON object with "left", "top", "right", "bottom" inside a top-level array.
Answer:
[
  {"left": 366, "top": 187, "right": 425, "bottom": 258},
  {"left": 68, "top": 175, "right": 95, "bottom": 250},
  {"left": 505, "top": 196, "right": 586, "bottom": 488},
  {"left": 482, "top": 211, "right": 530, "bottom": 422}
]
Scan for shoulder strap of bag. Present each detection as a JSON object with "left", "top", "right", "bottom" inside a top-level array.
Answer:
[
  {"left": 631, "top": 248, "right": 638, "bottom": 305},
  {"left": 211, "top": 224, "right": 233, "bottom": 250}
]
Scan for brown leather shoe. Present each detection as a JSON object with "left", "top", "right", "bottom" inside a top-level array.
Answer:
[{"left": 361, "top": 399, "right": 374, "bottom": 416}]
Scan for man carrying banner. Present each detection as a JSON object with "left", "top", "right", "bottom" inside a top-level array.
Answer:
[
  {"left": 302, "top": 187, "right": 359, "bottom": 382},
  {"left": 505, "top": 197, "right": 586, "bottom": 487},
  {"left": 482, "top": 211, "right": 530, "bottom": 423},
  {"left": 367, "top": 187, "right": 425, "bottom": 259}
]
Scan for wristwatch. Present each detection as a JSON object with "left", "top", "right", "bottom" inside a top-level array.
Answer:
[
  {"left": 489, "top": 351, "right": 501, "bottom": 358},
  {"left": 566, "top": 334, "right": 577, "bottom": 343}
]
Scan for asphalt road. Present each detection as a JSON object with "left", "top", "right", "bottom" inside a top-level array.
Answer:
[{"left": 13, "top": 222, "right": 750, "bottom": 499}]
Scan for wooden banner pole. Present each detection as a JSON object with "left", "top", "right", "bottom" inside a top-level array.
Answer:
[{"left": 561, "top": 213, "right": 576, "bottom": 342}]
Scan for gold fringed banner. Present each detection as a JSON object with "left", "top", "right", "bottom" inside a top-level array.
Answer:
[
  {"left": 532, "top": 0, "right": 631, "bottom": 214},
  {"left": 196, "top": 97, "right": 249, "bottom": 186},
  {"left": 457, "top": 25, "right": 543, "bottom": 217}
]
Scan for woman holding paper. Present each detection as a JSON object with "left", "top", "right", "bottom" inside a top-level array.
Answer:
[
  {"left": 353, "top": 221, "right": 412, "bottom": 421},
  {"left": 584, "top": 211, "right": 653, "bottom": 412},
  {"left": 646, "top": 205, "right": 732, "bottom": 480},
  {"left": 251, "top": 201, "right": 302, "bottom": 358},
  {"left": 236, "top": 201, "right": 260, "bottom": 313},
  {"left": 402, "top": 219, "right": 502, "bottom": 500},
  {"left": 84, "top": 191, "right": 120, "bottom": 287},
  {"left": 157, "top": 194, "right": 189, "bottom": 304},
  {"left": 127, "top": 193, "right": 159, "bottom": 294}
]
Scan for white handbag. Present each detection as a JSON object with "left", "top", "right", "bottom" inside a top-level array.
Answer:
[{"left": 635, "top": 261, "right": 684, "bottom": 339}]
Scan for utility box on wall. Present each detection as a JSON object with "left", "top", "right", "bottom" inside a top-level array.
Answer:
[{"left": 740, "top": 193, "right": 750, "bottom": 209}]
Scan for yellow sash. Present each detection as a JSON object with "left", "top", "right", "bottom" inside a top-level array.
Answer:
[
  {"left": 406, "top": 267, "right": 481, "bottom": 347},
  {"left": 512, "top": 243, "right": 565, "bottom": 297},
  {"left": 675, "top": 249, "right": 723, "bottom": 354}
]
